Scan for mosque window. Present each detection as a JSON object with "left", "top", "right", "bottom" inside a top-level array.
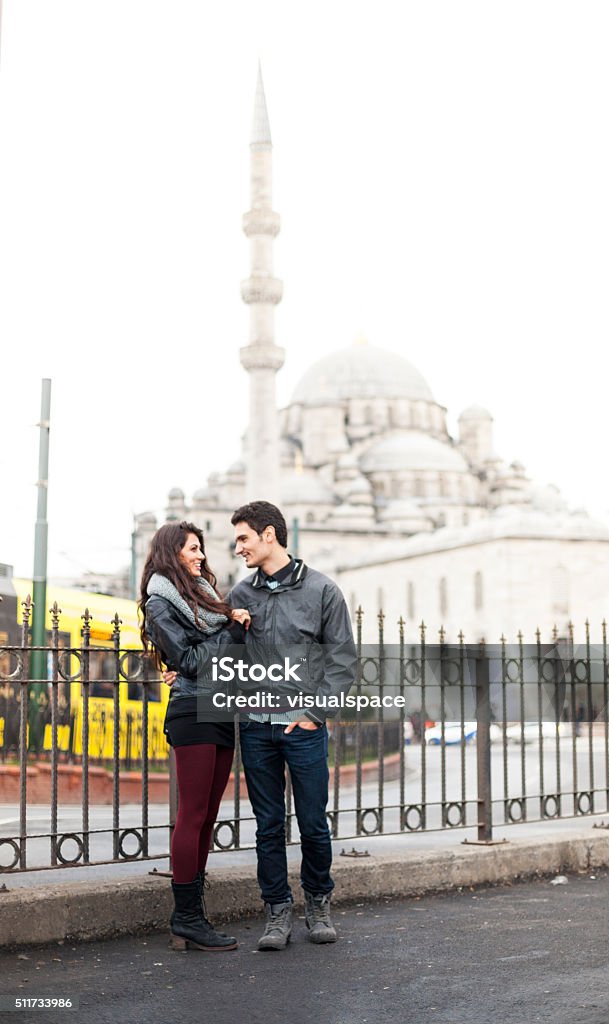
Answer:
[
  {"left": 364, "top": 405, "right": 374, "bottom": 425},
  {"left": 551, "top": 565, "right": 569, "bottom": 617},
  {"left": 474, "top": 571, "right": 483, "bottom": 611},
  {"left": 206, "top": 520, "right": 212, "bottom": 532},
  {"left": 306, "top": 512, "right": 315, "bottom": 523},
  {"left": 391, "top": 478, "right": 401, "bottom": 499},
  {"left": 414, "top": 477, "right": 424, "bottom": 498},
  {"left": 462, "top": 512, "right": 470, "bottom": 526},
  {"left": 407, "top": 582, "right": 415, "bottom": 620},
  {"left": 439, "top": 577, "right": 448, "bottom": 618}
]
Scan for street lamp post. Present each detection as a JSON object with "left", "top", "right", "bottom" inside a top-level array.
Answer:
[{"left": 29, "top": 379, "right": 52, "bottom": 752}]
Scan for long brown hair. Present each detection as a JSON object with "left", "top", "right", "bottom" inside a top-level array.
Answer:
[{"left": 139, "top": 521, "right": 232, "bottom": 664}]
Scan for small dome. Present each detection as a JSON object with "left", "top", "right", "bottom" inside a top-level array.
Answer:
[
  {"left": 346, "top": 475, "right": 373, "bottom": 496},
  {"left": 328, "top": 501, "right": 375, "bottom": 524},
  {"left": 377, "top": 500, "right": 433, "bottom": 530},
  {"left": 360, "top": 432, "right": 469, "bottom": 474},
  {"left": 527, "top": 483, "right": 567, "bottom": 514},
  {"left": 459, "top": 405, "right": 493, "bottom": 421},
  {"left": 337, "top": 451, "right": 359, "bottom": 469},
  {"left": 291, "top": 343, "right": 434, "bottom": 407},
  {"left": 280, "top": 471, "right": 335, "bottom": 505},
  {"left": 227, "top": 460, "right": 246, "bottom": 476},
  {"left": 168, "top": 487, "right": 185, "bottom": 500},
  {"left": 192, "top": 487, "right": 214, "bottom": 503}
]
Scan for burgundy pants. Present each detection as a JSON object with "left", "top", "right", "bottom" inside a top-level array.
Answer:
[{"left": 171, "top": 744, "right": 234, "bottom": 884}]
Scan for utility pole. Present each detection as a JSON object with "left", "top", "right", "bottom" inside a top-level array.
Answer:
[{"left": 29, "top": 379, "right": 52, "bottom": 752}]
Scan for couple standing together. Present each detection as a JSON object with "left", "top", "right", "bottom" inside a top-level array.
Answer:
[{"left": 139, "top": 501, "right": 357, "bottom": 952}]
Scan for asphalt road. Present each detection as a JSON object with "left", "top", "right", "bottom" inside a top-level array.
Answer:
[{"left": 2, "top": 872, "right": 609, "bottom": 1024}]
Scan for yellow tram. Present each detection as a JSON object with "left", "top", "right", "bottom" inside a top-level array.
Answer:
[{"left": 0, "top": 577, "right": 169, "bottom": 762}]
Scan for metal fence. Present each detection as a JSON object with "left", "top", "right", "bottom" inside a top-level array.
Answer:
[{"left": 1, "top": 599, "right": 608, "bottom": 873}]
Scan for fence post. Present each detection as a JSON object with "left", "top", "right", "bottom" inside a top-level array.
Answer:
[
  {"left": 168, "top": 747, "right": 178, "bottom": 871},
  {"left": 475, "top": 644, "right": 493, "bottom": 842}
]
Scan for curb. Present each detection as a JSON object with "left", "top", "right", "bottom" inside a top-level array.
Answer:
[{"left": 2, "top": 830, "right": 609, "bottom": 948}]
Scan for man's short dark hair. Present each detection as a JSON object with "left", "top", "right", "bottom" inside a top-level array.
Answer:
[{"left": 231, "top": 501, "right": 288, "bottom": 548}]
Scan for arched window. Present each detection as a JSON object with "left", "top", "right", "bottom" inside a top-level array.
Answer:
[
  {"left": 414, "top": 477, "right": 424, "bottom": 498},
  {"left": 474, "top": 571, "right": 483, "bottom": 611},
  {"left": 364, "top": 405, "right": 374, "bottom": 425},
  {"left": 439, "top": 577, "right": 448, "bottom": 618},
  {"left": 306, "top": 512, "right": 315, "bottom": 523}
]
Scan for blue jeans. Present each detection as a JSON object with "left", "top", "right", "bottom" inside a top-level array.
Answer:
[{"left": 239, "top": 720, "right": 334, "bottom": 905}]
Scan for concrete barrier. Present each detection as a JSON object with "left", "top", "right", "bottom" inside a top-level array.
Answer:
[{"left": 2, "top": 830, "right": 609, "bottom": 948}]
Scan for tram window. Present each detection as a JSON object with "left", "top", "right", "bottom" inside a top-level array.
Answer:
[
  {"left": 90, "top": 652, "right": 116, "bottom": 697},
  {"left": 127, "top": 681, "right": 162, "bottom": 702}
]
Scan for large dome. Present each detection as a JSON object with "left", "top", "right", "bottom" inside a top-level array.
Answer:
[
  {"left": 359, "top": 432, "right": 469, "bottom": 473},
  {"left": 291, "top": 343, "right": 434, "bottom": 407}
]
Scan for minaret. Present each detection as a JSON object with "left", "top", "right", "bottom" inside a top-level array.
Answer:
[{"left": 240, "top": 64, "right": 284, "bottom": 504}]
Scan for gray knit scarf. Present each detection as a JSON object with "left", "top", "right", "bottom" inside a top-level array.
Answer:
[{"left": 147, "top": 572, "right": 229, "bottom": 634}]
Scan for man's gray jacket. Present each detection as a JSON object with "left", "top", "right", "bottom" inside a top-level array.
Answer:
[{"left": 228, "top": 559, "right": 357, "bottom": 725}]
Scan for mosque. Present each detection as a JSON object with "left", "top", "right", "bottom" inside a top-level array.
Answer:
[{"left": 134, "top": 69, "right": 609, "bottom": 642}]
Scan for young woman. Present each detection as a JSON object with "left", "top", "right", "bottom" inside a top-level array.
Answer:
[{"left": 140, "top": 521, "right": 250, "bottom": 951}]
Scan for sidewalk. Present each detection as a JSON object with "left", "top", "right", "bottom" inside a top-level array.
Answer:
[
  {"left": 2, "top": 872, "right": 609, "bottom": 1024},
  {"left": 3, "top": 821, "right": 609, "bottom": 950}
]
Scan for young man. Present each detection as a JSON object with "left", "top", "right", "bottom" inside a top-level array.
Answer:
[{"left": 228, "top": 501, "right": 357, "bottom": 951}]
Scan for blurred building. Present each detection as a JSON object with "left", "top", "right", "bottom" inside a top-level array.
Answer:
[{"left": 133, "top": 70, "right": 609, "bottom": 640}]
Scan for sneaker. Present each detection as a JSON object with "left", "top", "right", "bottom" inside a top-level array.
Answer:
[
  {"left": 304, "top": 892, "right": 337, "bottom": 944},
  {"left": 258, "top": 901, "right": 293, "bottom": 951}
]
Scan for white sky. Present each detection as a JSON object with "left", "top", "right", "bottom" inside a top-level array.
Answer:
[{"left": 0, "top": 1, "right": 607, "bottom": 579}]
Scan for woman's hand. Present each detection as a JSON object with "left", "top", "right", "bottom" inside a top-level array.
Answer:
[
  {"left": 163, "top": 670, "right": 177, "bottom": 687},
  {"left": 231, "top": 607, "right": 251, "bottom": 630}
]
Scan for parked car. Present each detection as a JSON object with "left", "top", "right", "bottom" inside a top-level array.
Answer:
[
  {"left": 422, "top": 722, "right": 502, "bottom": 745},
  {"left": 504, "top": 721, "right": 562, "bottom": 744}
]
